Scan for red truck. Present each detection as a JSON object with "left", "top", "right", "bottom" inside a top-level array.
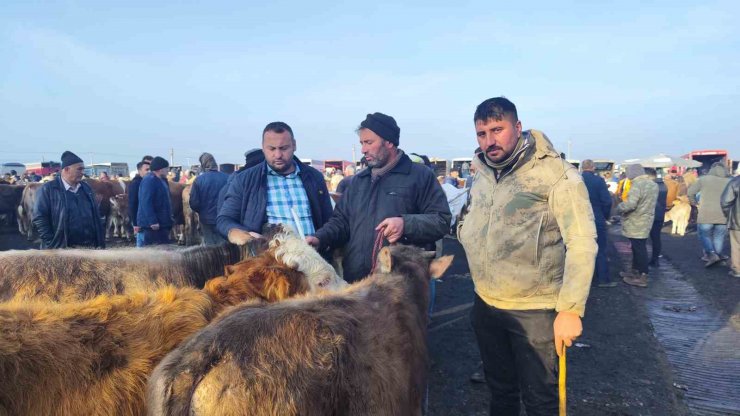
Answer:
[{"left": 682, "top": 150, "right": 730, "bottom": 175}]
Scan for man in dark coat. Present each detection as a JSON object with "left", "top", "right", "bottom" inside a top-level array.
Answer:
[
  {"left": 217, "top": 148, "right": 265, "bottom": 213},
  {"left": 128, "top": 159, "right": 151, "bottom": 247},
  {"left": 217, "top": 122, "right": 332, "bottom": 244},
  {"left": 581, "top": 159, "right": 616, "bottom": 287},
  {"left": 189, "top": 152, "right": 228, "bottom": 245},
  {"left": 137, "top": 156, "right": 173, "bottom": 246},
  {"left": 306, "top": 112, "right": 451, "bottom": 282},
  {"left": 646, "top": 168, "right": 668, "bottom": 267},
  {"left": 32, "top": 151, "right": 105, "bottom": 249}
]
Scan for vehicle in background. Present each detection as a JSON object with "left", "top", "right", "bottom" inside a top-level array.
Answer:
[
  {"left": 84, "top": 162, "right": 129, "bottom": 178},
  {"left": 300, "top": 159, "right": 325, "bottom": 172},
  {"left": 682, "top": 150, "right": 730, "bottom": 175},
  {"left": 25, "top": 161, "right": 61, "bottom": 176},
  {"left": 567, "top": 159, "right": 581, "bottom": 170},
  {"left": 451, "top": 157, "right": 473, "bottom": 177},
  {"left": 429, "top": 157, "right": 448, "bottom": 177},
  {"left": 592, "top": 159, "right": 615, "bottom": 178},
  {"left": 324, "top": 160, "right": 353, "bottom": 173},
  {"left": 1, "top": 162, "right": 27, "bottom": 176}
]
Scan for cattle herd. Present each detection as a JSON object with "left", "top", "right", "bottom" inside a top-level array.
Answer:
[{"left": 0, "top": 214, "right": 453, "bottom": 414}]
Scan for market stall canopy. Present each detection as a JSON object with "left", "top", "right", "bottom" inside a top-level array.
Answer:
[{"left": 622, "top": 153, "right": 701, "bottom": 168}]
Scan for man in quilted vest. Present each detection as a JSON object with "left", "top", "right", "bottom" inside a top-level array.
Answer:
[{"left": 458, "top": 97, "right": 597, "bottom": 416}]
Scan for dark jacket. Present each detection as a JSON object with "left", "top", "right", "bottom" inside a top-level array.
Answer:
[
  {"left": 128, "top": 174, "right": 143, "bottom": 227},
  {"left": 217, "top": 157, "right": 333, "bottom": 237},
  {"left": 137, "top": 173, "right": 174, "bottom": 229},
  {"left": 32, "top": 177, "right": 105, "bottom": 249},
  {"left": 581, "top": 171, "right": 612, "bottom": 225},
  {"left": 314, "top": 153, "right": 452, "bottom": 282},
  {"left": 190, "top": 170, "right": 228, "bottom": 225},
  {"left": 653, "top": 178, "right": 668, "bottom": 223},
  {"left": 721, "top": 176, "right": 740, "bottom": 231}
]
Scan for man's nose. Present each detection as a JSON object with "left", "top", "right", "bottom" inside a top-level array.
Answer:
[{"left": 481, "top": 133, "right": 497, "bottom": 148}]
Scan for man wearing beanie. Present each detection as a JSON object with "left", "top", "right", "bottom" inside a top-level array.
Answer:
[
  {"left": 218, "top": 122, "right": 332, "bottom": 244},
  {"left": 618, "top": 163, "right": 659, "bottom": 287},
  {"left": 217, "top": 148, "right": 265, "bottom": 213},
  {"left": 137, "top": 156, "right": 174, "bottom": 246},
  {"left": 306, "top": 112, "right": 451, "bottom": 282},
  {"left": 456, "top": 97, "right": 597, "bottom": 415},
  {"left": 33, "top": 150, "right": 105, "bottom": 249},
  {"left": 189, "top": 152, "right": 228, "bottom": 245}
]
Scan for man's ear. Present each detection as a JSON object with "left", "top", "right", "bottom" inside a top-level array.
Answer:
[{"left": 377, "top": 247, "right": 392, "bottom": 273}]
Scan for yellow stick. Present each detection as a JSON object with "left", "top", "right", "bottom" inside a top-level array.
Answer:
[{"left": 559, "top": 345, "right": 567, "bottom": 416}]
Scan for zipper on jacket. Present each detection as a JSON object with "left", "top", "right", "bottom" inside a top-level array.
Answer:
[{"left": 534, "top": 212, "right": 546, "bottom": 266}]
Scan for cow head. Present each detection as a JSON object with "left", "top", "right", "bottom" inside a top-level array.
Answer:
[
  {"left": 376, "top": 245, "right": 453, "bottom": 279},
  {"left": 269, "top": 230, "right": 348, "bottom": 292},
  {"left": 209, "top": 256, "right": 310, "bottom": 305},
  {"left": 109, "top": 194, "right": 129, "bottom": 216}
]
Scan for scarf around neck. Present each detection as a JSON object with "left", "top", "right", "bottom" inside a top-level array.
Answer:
[
  {"left": 371, "top": 149, "right": 404, "bottom": 180},
  {"left": 484, "top": 135, "right": 530, "bottom": 174}
]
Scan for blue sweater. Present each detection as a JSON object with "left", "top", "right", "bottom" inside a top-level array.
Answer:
[
  {"left": 189, "top": 170, "right": 228, "bottom": 225},
  {"left": 137, "top": 173, "right": 173, "bottom": 228}
]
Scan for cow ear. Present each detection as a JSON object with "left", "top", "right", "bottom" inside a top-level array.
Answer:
[
  {"left": 377, "top": 247, "right": 392, "bottom": 273},
  {"left": 224, "top": 265, "right": 235, "bottom": 276},
  {"left": 429, "top": 255, "right": 454, "bottom": 279}
]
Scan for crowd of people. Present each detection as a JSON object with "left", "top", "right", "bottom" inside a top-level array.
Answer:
[{"left": 23, "top": 96, "right": 740, "bottom": 416}]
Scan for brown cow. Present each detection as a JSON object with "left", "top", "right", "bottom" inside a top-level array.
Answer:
[
  {"left": 0, "top": 252, "right": 313, "bottom": 416},
  {"left": 181, "top": 185, "right": 201, "bottom": 245},
  {"left": 168, "top": 181, "right": 187, "bottom": 244},
  {"left": 147, "top": 245, "right": 453, "bottom": 416},
  {"left": 0, "top": 184, "right": 24, "bottom": 227},
  {"left": 83, "top": 178, "right": 126, "bottom": 240},
  {"left": 17, "top": 182, "right": 42, "bottom": 240}
]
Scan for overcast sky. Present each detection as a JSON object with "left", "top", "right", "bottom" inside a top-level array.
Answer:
[{"left": 1, "top": 0, "right": 738, "bottom": 168}]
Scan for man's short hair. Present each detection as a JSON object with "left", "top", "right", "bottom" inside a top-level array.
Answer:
[
  {"left": 644, "top": 167, "right": 657, "bottom": 177},
  {"left": 263, "top": 121, "right": 294, "bottom": 141},
  {"left": 474, "top": 97, "right": 518, "bottom": 124},
  {"left": 581, "top": 159, "right": 595, "bottom": 171},
  {"left": 142, "top": 155, "right": 153, "bottom": 163},
  {"left": 136, "top": 161, "right": 150, "bottom": 170}
]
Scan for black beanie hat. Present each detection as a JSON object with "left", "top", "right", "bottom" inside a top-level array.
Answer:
[
  {"left": 61, "top": 151, "right": 84, "bottom": 168},
  {"left": 244, "top": 148, "right": 265, "bottom": 169},
  {"left": 150, "top": 156, "right": 169, "bottom": 171},
  {"left": 360, "top": 112, "right": 400, "bottom": 146}
]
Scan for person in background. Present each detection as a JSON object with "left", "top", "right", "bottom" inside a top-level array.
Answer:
[
  {"left": 129, "top": 158, "right": 151, "bottom": 247},
  {"left": 216, "top": 148, "right": 265, "bottom": 213},
  {"left": 582, "top": 159, "right": 616, "bottom": 287},
  {"left": 720, "top": 168, "right": 740, "bottom": 277},
  {"left": 33, "top": 151, "right": 105, "bottom": 249},
  {"left": 618, "top": 164, "right": 658, "bottom": 287},
  {"left": 99, "top": 172, "right": 110, "bottom": 181},
  {"left": 189, "top": 152, "right": 228, "bottom": 245},
  {"left": 335, "top": 164, "right": 356, "bottom": 197},
  {"left": 137, "top": 156, "right": 173, "bottom": 246},
  {"left": 689, "top": 162, "right": 731, "bottom": 267},
  {"left": 645, "top": 168, "right": 667, "bottom": 267}
]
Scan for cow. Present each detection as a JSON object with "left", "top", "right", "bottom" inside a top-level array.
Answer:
[
  {"left": 664, "top": 195, "right": 691, "bottom": 236},
  {"left": 0, "top": 248, "right": 319, "bottom": 416},
  {"left": 109, "top": 194, "right": 133, "bottom": 240},
  {"left": 17, "top": 182, "right": 42, "bottom": 240},
  {"left": 0, "top": 184, "right": 24, "bottom": 228},
  {"left": 84, "top": 178, "right": 126, "bottom": 240},
  {"left": 181, "top": 185, "right": 201, "bottom": 246},
  {"left": 0, "top": 228, "right": 344, "bottom": 303},
  {"left": 168, "top": 181, "right": 187, "bottom": 244},
  {"left": 147, "top": 245, "right": 453, "bottom": 416}
]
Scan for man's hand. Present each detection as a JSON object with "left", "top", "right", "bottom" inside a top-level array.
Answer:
[
  {"left": 376, "top": 217, "right": 404, "bottom": 243},
  {"left": 553, "top": 311, "right": 582, "bottom": 357},
  {"left": 227, "top": 229, "right": 262, "bottom": 245},
  {"left": 133, "top": 226, "right": 141, "bottom": 234},
  {"left": 305, "top": 236, "right": 320, "bottom": 248},
  {"left": 150, "top": 223, "right": 160, "bottom": 231}
]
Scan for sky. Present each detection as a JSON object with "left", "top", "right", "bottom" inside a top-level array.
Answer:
[{"left": 1, "top": 0, "right": 739, "bottom": 169}]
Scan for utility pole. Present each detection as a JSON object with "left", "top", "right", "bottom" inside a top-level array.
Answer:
[
  {"left": 170, "top": 148, "right": 174, "bottom": 165},
  {"left": 567, "top": 140, "right": 572, "bottom": 160},
  {"left": 352, "top": 145, "right": 357, "bottom": 164}
]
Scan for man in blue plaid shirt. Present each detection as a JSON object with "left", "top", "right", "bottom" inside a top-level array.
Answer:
[{"left": 217, "top": 122, "right": 333, "bottom": 246}]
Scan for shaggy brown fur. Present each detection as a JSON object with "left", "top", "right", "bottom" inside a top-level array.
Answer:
[
  {"left": 0, "top": 240, "right": 261, "bottom": 303},
  {"left": 147, "top": 245, "right": 453, "bottom": 416},
  {"left": 181, "top": 185, "right": 201, "bottom": 246},
  {"left": 0, "top": 255, "right": 310, "bottom": 416}
]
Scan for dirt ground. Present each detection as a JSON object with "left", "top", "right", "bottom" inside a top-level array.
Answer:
[{"left": 2, "top": 223, "right": 736, "bottom": 415}]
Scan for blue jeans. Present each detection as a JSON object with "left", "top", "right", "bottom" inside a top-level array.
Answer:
[
  {"left": 136, "top": 231, "right": 145, "bottom": 247},
  {"left": 698, "top": 223, "right": 727, "bottom": 256}
]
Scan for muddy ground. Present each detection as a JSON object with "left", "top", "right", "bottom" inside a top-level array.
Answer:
[{"left": 2, "top": 223, "right": 737, "bottom": 415}]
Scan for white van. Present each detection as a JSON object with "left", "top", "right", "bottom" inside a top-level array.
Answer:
[{"left": 0, "top": 162, "right": 26, "bottom": 176}]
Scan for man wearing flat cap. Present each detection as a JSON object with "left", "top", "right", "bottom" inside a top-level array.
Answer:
[
  {"left": 33, "top": 151, "right": 105, "bottom": 249},
  {"left": 137, "top": 156, "right": 174, "bottom": 245},
  {"left": 306, "top": 112, "right": 452, "bottom": 282}
]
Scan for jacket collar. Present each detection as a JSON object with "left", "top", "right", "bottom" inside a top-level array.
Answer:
[
  {"left": 473, "top": 129, "right": 561, "bottom": 182},
  {"left": 357, "top": 153, "right": 412, "bottom": 178}
]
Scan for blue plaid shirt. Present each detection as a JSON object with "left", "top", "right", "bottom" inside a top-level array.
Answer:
[{"left": 266, "top": 162, "right": 316, "bottom": 236}]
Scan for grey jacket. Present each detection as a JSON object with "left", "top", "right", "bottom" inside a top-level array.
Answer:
[
  {"left": 720, "top": 176, "right": 740, "bottom": 230},
  {"left": 617, "top": 175, "right": 658, "bottom": 239},
  {"left": 688, "top": 164, "right": 731, "bottom": 224}
]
